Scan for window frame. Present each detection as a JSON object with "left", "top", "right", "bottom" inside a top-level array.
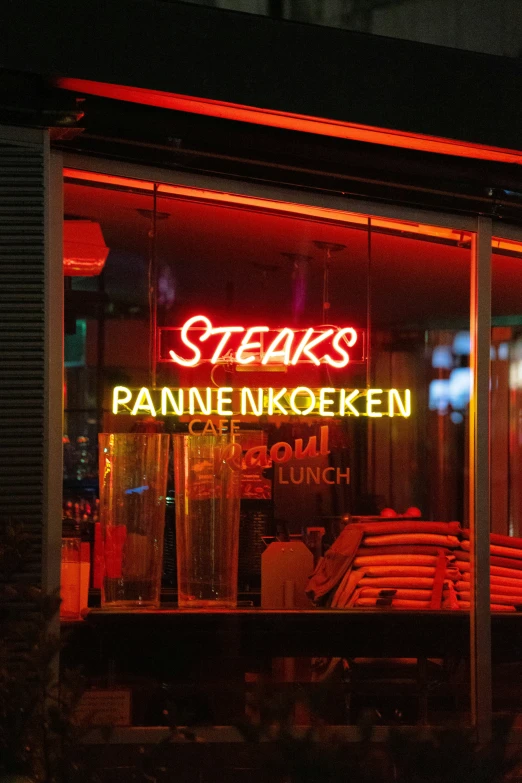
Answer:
[{"left": 53, "top": 150, "right": 522, "bottom": 740}]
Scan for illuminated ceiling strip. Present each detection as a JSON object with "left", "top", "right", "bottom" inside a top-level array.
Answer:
[
  {"left": 57, "top": 77, "right": 522, "bottom": 166},
  {"left": 63, "top": 167, "right": 472, "bottom": 244},
  {"left": 64, "top": 167, "right": 522, "bottom": 254},
  {"left": 492, "top": 237, "right": 522, "bottom": 254}
]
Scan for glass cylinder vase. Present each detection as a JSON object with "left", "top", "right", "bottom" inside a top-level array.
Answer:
[
  {"left": 60, "top": 529, "right": 81, "bottom": 620},
  {"left": 173, "top": 434, "right": 242, "bottom": 608},
  {"left": 99, "top": 433, "right": 170, "bottom": 609}
]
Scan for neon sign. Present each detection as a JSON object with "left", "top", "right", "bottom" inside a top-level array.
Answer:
[
  {"left": 158, "top": 316, "right": 365, "bottom": 367},
  {"left": 186, "top": 424, "right": 350, "bottom": 487},
  {"left": 112, "top": 386, "right": 411, "bottom": 418}
]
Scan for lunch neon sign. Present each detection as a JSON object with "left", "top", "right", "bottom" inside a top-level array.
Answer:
[
  {"left": 158, "top": 316, "right": 365, "bottom": 367},
  {"left": 112, "top": 386, "right": 411, "bottom": 418}
]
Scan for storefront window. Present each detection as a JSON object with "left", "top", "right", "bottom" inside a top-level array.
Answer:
[
  {"left": 62, "top": 167, "right": 481, "bottom": 729},
  {"left": 490, "top": 236, "right": 522, "bottom": 721}
]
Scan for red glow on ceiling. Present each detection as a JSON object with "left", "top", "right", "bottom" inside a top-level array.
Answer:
[
  {"left": 58, "top": 77, "right": 522, "bottom": 166},
  {"left": 64, "top": 168, "right": 522, "bottom": 256},
  {"left": 63, "top": 167, "right": 474, "bottom": 245}
]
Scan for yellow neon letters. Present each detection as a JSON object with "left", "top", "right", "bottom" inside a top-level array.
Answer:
[{"left": 112, "top": 386, "right": 412, "bottom": 418}]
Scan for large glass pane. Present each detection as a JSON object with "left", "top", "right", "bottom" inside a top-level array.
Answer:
[
  {"left": 62, "top": 170, "right": 476, "bottom": 736},
  {"left": 62, "top": 178, "right": 157, "bottom": 604},
  {"left": 490, "top": 234, "right": 522, "bottom": 722}
]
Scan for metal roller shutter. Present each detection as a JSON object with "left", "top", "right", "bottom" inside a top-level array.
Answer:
[{"left": 0, "top": 129, "right": 55, "bottom": 587}]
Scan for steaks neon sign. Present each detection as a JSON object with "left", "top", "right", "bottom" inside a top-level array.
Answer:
[{"left": 158, "top": 315, "right": 364, "bottom": 368}]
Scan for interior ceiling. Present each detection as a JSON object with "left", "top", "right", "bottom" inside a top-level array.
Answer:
[{"left": 64, "top": 181, "right": 522, "bottom": 328}]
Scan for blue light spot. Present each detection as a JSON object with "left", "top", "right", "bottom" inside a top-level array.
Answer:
[
  {"left": 453, "top": 331, "right": 471, "bottom": 356},
  {"left": 449, "top": 367, "right": 472, "bottom": 410},
  {"left": 498, "top": 342, "right": 509, "bottom": 361},
  {"left": 125, "top": 485, "right": 149, "bottom": 495},
  {"left": 429, "top": 379, "right": 450, "bottom": 412},
  {"left": 432, "top": 345, "right": 453, "bottom": 369}
]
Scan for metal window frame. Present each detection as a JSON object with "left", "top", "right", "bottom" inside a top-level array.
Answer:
[
  {"left": 59, "top": 151, "right": 522, "bottom": 740},
  {"left": 63, "top": 152, "right": 479, "bottom": 233},
  {"left": 470, "top": 218, "right": 492, "bottom": 742},
  {"left": 42, "top": 148, "right": 64, "bottom": 610}
]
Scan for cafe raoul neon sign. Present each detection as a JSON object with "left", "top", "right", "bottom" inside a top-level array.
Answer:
[{"left": 112, "top": 316, "right": 411, "bottom": 419}]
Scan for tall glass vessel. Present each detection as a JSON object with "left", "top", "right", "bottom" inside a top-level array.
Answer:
[
  {"left": 60, "top": 526, "right": 81, "bottom": 620},
  {"left": 99, "top": 433, "right": 170, "bottom": 609},
  {"left": 173, "top": 434, "right": 241, "bottom": 608}
]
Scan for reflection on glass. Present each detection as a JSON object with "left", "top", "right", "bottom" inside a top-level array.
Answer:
[
  {"left": 99, "top": 433, "right": 169, "bottom": 609},
  {"left": 173, "top": 434, "right": 241, "bottom": 609}
]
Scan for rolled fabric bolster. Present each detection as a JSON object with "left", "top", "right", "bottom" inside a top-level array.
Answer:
[
  {"left": 461, "top": 540, "right": 522, "bottom": 560},
  {"left": 361, "top": 534, "right": 460, "bottom": 548},
  {"left": 489, "top": 545, "right": 522, "bottom": 560},
  {"left": 489, "top": 576, "right": 522, "bottom": 588},
  {"left": 359, "top": 587, "right": 432, "bottom": 600},
  {"left": 331, "top": 564, "right": 445, "bottom": 607},
  {"left": 461, "top": 529, "right": 522, "bottom": 550},
  {"left": 462, "top": 574, "right": 522, "bottom": 591},
  {"left": 359, "top": 577, "right": 434, "bottom": 588},
  {"left": 354, "top": 521, "right": 461, "bottom": 536},
  {"left": 362, "top": 565, "right": 436, "bottom": 577},
  {"left": 457, "top": 580, "right": 522, "bottom": 596},
  {"left": 458, "top": 561, "right": 522, "bottom": 580},
  {"left": 354, "top": 554, "right": 438, "bottom": 567},
  {"left": 350, "top": 545, "right": 450, "bottom": 557},
  {"left": 489, "top": 565, "right": 522, "bottom": 580},
  {"left": 489, "top": 555, "right": 522, "bottom": 570},
  {"left": 457, "top": 591, "right": 522, "bottom": 605},
  {"left": 455, "top": 551, "right": 522, "bottom": 571},
  {"left": 458, "top": 571, "right": 487, "bottom": 583},
  {"left": 457, "top": 601, "right": 516, "bottom": 612}
]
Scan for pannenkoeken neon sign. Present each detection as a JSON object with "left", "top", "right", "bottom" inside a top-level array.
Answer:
[
  {"left": 158, "top": 316, "right": 365, "bottom": 367},
  {"left": 112, "top": 386, "right": 411, "bottom": 418}
]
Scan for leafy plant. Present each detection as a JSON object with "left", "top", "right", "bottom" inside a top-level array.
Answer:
[
  {"left": 0, "top": 521, "right": 96, "bottom": 782},
  {"left": 236, "top": 683, "right": 519, "bottom": 783}
]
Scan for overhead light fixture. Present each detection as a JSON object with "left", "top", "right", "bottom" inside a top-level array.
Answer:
[{"left": 63, "top": 220, "right": 109, "bottom": 276}]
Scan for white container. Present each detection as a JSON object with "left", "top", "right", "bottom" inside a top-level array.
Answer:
[{"left": 261, "top": 541, "right": 314, "bottom": 609}]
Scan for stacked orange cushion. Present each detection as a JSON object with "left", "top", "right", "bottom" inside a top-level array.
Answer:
[
  {"left": 455, "top": 531, "right": 522, "bottom": 612},
  {"left": 307, "top": 521, "right": 463, "bottom": 610},
  {"left": 308, "top": 523, "right": 522, "bottom": 613}
]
